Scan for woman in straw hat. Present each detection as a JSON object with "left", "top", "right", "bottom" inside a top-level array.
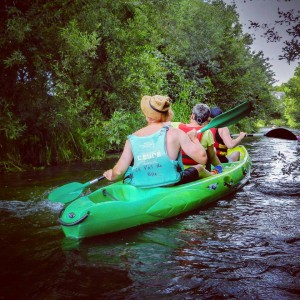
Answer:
[{"left": 103, "top": 95, "right": 209, "bottom": 188}]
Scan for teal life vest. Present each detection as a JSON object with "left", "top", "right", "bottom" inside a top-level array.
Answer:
[{"left": 124, "top": 126, "right": 184, "bottom": 188}]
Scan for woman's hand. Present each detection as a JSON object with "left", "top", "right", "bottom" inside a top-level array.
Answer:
[
  {"left": 103, "top": 169, "right": 113, "bottom": 181},
  {"left": 239, "top": 132, "right": 247, "bottom": 138}
]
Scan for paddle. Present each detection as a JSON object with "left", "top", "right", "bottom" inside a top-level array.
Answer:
[
  {"left": 232, "top": 128, "right": 297, "bottom": 140},
  {"left": 48, "top": 175, "right": 105, "bottom": 204},
  {"left": 231, "top": 133, "right": 263, "bottom": 137},
  {"left": 197, "top": 101, "right": 252, "bottom": 133}
]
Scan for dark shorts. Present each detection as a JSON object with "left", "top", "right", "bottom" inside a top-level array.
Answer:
[
  {"left": 218, "top": 155, "right": 229, "bottom": 163},
  {"left": 176, "top": 167, "right": 199, "bottom": 185}
]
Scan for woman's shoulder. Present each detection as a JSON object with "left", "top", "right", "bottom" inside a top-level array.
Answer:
[{"left": 132, "top": 127, "right": 144, "bottom": 136}]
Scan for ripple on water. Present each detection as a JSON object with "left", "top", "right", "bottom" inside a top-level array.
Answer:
[
  {"left": 1, "top": 135, "right": 300, "bottom": 300},
  {"left": 255, "top": 181, "right": 300, "bottom": 196}
]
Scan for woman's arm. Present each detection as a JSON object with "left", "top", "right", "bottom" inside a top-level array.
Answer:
[
  {"left": 103, "top": 140, "right": 133, "bottom": 181},
  {"left": 179, "top": 129, "right": 207, "bottom": 164},
  {"left": 219, "top": 127, "right": 246, "bottom": 149}
]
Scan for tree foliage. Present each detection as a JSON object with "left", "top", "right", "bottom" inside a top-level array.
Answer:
[
  {"left": 283, "top": 66, "right": 300, "bottom": 128},
  {"left": 0, "top": 0, "right": 277, "bottom": 171},
  {"left": 248, "top": 0, "right": 300, "bottom": 63}
]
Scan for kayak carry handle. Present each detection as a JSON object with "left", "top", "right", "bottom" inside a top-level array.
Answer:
[{"left": 58, "top": 209, "right": 90, "bottom": 227}]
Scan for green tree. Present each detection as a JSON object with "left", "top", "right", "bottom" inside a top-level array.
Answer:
[
  {"left": 0, "top": 0, "right": 279, "bottom": 171},
  {"left": 1, "top": 0, "right": 104, "bottom": 169},
  {"left": 161, "top": 0, "right": 274, "bottom": 120},
  {"left": 283, "top": 66, "right": 300, "bottom": 127}
]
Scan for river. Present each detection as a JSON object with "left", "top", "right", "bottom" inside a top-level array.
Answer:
[{"left": 0, "top": 131, "right": 299, "bottom": 299}]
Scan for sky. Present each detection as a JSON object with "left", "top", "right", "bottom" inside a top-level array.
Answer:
[{"left": 222, "top": 0, "right": 300, "bottom": 85}]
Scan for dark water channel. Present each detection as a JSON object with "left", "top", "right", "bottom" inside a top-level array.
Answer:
[{"left": 1, "top": 131, "right": 300, "bottom": 299}]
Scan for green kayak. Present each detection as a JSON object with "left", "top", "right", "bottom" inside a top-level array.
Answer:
[{"left": 58, "top": 145, "right": 251, "bottom": 239}]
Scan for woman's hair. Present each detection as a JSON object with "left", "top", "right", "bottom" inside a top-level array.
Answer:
[{"left": 160, "top": 108, "right": 174, "bottom": 122}]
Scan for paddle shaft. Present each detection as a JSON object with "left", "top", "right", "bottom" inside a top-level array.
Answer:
[
  {"left": 232, "top": 128, "right": 297, "bottom": 140},
  {"left": 87, "top": 175, "right": 105, "bottom": 186},
  {"left": 231, "top": 133, "right": 264, "bottom": 138}
]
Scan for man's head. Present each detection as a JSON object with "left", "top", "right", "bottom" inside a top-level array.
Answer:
[{"left": 192, "top": 104, "right": 210, "bottom": 125}]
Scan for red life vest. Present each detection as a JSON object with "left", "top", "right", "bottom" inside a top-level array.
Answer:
[
  {"left": 178, "top": 123, "right": 203, "bottom": 165},
  {"left": 210, "top": 128, "right": 228, "bottom": 156}
]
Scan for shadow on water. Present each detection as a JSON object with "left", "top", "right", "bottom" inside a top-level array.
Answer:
[{"left": 0, "top": 135, "right": 300, "bottom": 299}]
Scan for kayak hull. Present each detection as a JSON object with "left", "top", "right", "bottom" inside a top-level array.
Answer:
[{"left": 58, "top": 145, "right": 251, "bottom": 239}]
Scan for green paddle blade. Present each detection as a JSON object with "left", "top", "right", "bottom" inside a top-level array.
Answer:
[
  {"left": 48, "top": 182, "right": 87, "bottom": 203},
  {"left": 48, "top": 176, "right": 105, "bottom": 204},
  {"left": 199, "top": 101, "right": 252, "bottom": 133}
]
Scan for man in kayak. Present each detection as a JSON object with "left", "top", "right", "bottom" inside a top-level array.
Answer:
[
  {"left": 178, "top": 103, "right": 223, "bottom": 175},
  {"left": 103, "top": 95, "right": 209, "bottom": 188},
  {"left": 210, "top": 106, "right": 246, "bottom": 162}
]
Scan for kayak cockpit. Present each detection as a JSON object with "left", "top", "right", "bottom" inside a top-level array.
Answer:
[{"left": 87, "top": 183, "right": 163, "bottom": 204}]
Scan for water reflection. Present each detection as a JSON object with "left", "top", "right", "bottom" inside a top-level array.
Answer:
[{"left": 0, "top": 136, "right": 299, "bottom": 299}]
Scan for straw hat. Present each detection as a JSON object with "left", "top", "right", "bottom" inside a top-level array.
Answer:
[
  {"left": 192, "top": 104, "right": 211, "bottom": 125},
  {"left": 141, "top": 95, "right": 172, "bottom": 120}
]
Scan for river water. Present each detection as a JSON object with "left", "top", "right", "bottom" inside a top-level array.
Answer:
[{"left": 1, "top": 132, "right": 300, "bottom": 299}]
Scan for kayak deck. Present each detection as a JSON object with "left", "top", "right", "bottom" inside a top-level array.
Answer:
[{"left": 58, "top": 145, "right": 251, "bottom": 239}]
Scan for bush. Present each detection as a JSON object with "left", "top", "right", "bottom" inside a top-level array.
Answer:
[{"left": 102, "top": 110, "right": 145, "bottom": 153}]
